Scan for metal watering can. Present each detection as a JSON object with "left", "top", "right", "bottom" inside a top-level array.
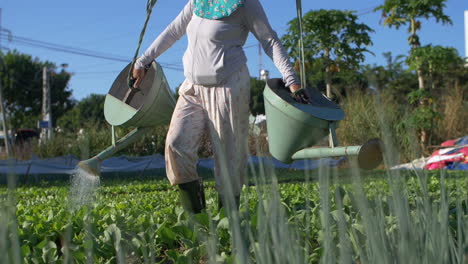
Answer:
[
  {"left": 77, "top": 62, "right": 176, "bottom": 176},
  {"left": 263, "top": 78, "right": 383, "bottom": 169}
]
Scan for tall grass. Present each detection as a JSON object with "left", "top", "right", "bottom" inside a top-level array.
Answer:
[
  {"left": 337, "top": 89, "right": 424, "bottom": 162},
  {"left": 435, "top": 84, "right": 467, "bottom": 142},
  {"left": 30, "top": 125, "right": 169, "bottom": 160}
]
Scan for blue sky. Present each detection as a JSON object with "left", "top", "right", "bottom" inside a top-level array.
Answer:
[{"left": 1, "top": 0, "right": 466, "bottom": 101}]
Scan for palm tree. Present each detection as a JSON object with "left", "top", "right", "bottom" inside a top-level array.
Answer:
[
  {"left": 282, "top": 9, "right": 374, "bottom": 99},
  {"left": 376, "top": 0, "right": 452, "bottom": 150}
]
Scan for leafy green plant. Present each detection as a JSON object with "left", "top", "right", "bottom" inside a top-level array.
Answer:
[{"left": 1, "top": 170, "right": 466, "bottom": 263}]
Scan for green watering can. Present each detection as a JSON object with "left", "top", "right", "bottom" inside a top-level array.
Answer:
[
  {"left": 261, "top": 0, "right": 382, "bottom": 169},
  {"left": 263, "top": 79, "right": 383, "bottom": 169},
  {"left": 77, "top": 62, "right": 176, "bottom": 176}
]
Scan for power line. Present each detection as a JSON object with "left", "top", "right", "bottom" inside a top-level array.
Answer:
[
  {"left": 244, "top": 43, "right": 257, "bottom": 49},
  {"left": 1, "top": 32, "right": 257, "bottom": 71},
  {"left": 5, "top": 34, "right": 128, "bottom": 59},
  {"left": 5, "top": 36, "right": 131, "bottom": 62},
  {"left": 356, "top": 6, "right": 379, "bottom": 16},
  {"left": 74, "top": 71, "right": 122, "bottom": 75},
  {"left": 74, "top": 30, "right": 137, "bottom": 47},
  {"left": 0, "top": 33, "right": 184, "bottom": 72},
  {"left": 70, "top": 61, "right": 118, "bottom": 69}
]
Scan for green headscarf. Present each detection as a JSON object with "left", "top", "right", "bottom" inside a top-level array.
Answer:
[{"left": 193, "top": 0, "right": 244, "bottom": 20}]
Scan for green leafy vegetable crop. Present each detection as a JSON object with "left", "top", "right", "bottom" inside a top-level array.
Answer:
[{"left": 0, "top": 169, "right": 467, "bottom": 263}]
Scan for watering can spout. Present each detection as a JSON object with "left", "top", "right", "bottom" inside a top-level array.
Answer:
[
  {"left": 75, "top": 61, "right": 176, "bottom": 177},
  {"left": 356, "top": 138, "right": 384, "bottom": 170},
  {"left": 76, "top": 127, "right": 152, "bottom": 177},
  {"left": 77, "top": 158, "right": 102, "bottom": 176},
  {"left": 290, "top": 139, "right": 383, "bottom": 170},
  {"left": 263, "top": 79, "right": 384, "bottom": 169}
]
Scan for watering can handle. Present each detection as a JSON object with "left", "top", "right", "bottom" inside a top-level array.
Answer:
[
  {"left": 291, "top": 87, "right": 311, "bottom": 104},
  {"left": 128, "top": 77, "right": 137, "bottom": 90},
  {"left": 124, "top": 66, "right": 150, "bottom": 104},
  {"left": 123, "top": 86, "right": 140, "bottom": 105},
  {"left": 128, "top": 63, "right": 151, "bottom": 88}
]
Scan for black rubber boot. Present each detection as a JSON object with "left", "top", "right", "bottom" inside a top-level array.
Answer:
[
  {"left": 178, "top": 179, "right": 206, "bottom": 214},
  {"left": 218, "top": 193, "right": 240, "bottom": 210}
]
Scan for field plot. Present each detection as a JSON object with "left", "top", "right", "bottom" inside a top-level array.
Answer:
[{"left": 1, "top": 169, "right": 467, "bottom": 263}]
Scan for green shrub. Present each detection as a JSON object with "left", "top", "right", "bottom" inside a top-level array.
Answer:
[
  {"left": 336, "top": 89, "right": 420, "bottom": 162},
  {"left": 435, "top": 85, "right": 467, "bottom": 142},
  {"left": 32, "top": 124, "right": 111, "bottom": 159}
]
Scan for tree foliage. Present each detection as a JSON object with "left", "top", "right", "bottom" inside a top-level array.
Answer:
[
  {"left": 376, "top": 0, "right": 452, "bottom": 48},
  {"left": 376, "top": 0, "right": 453, "bottom": 151},
  {"left": 362, "top": 52, "right": 418, "bottom": 100},
  {"left": 406, "top": 45, "right": 462, "bottom": 73},
  {"left": 298, "top": 56, "right": 369, "bottom": 101},
  {"left": 57, "top": 94, "right": 106, "bottom": 132},
  {"left": 282, "top": 9, "right": 374, "bottom": 67},
  {"left": 0, "top": 50, "right": 74, "bottom": 129},
  {"left": 249, "top": 78, "right": 266, "bottom": 116},
  {"left": 282, "top": 9, "right": 374, "bottom": 97},
  {"left": 376, "top": 0, "right": 452, "bottom": 91}
]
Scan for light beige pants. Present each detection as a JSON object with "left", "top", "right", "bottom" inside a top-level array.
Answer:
[{"left": 165, "top": 65, "right": 251, "bottom": 196}]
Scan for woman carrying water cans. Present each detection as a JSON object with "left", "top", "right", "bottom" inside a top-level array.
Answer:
[{"left": 132, "top": 0, "right": 306, "bottom": 213}]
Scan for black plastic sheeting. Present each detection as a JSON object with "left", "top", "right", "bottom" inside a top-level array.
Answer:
[{"left": 0, "top": 154, "right": 345, "bottom": 184}]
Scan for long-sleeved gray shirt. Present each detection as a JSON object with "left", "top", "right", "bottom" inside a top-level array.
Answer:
[{"left": 135, "top": 0, "right": 299, "bottom": 87}]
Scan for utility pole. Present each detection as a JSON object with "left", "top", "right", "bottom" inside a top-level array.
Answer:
[
  {"left": 41, "top": 66, "right": 52, "bottom": 141},
  {"left": 0, "top": 78, "right": 11, "bottom": 157},
  {"left": 0, "top": 8, "right": 11, "bottom": 157},
  {"left": 258, "top": 42, "right": 263, "bottom": 79},
  {"left": 465, "top": 10, "right": 468, "bottom": 67}
]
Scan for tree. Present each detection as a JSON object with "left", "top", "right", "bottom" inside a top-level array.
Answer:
[
  {"left": 282, "top": 9, "right": 374, "bottom": 98},
  {"left": 57, "top": 94, "right": 106, "bottom": 131},
  {"left": 407, "top": 45, "right": 463, "bottom": 90},
  {"left": 360, "top": 52, "right": 418, "bottom": 102},
  {"left": 405, "top": 45, "right": 464, "bottom": 146},
  {"left": 0, "top": 50, "right": 74, "bottom": 129},
  {"left": 294, "top": 57, "right": 366, "bottom": 100},
  {"left": 376, "top": 0, "right": 452, "bottom": 150},
  {"left": 249, "top": 77, "right": 266, "bottom": 116},
  {"left": 376, "top": 0, "right": 452, "bottom": 91},
  {"left": 382, "top": 52, "right": 406, "bottom": 82}
]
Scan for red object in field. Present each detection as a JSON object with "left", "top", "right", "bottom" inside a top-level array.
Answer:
[
  {"left": 441, "top": 139, "right": 457, "bottom": 147},
  {"left": 425, "top": 146, "right": 468, "bottom": 170}
]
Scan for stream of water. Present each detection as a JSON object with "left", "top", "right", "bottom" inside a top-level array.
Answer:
[{"left": 69, "top": 167, "right": 100, "bottom": 208}]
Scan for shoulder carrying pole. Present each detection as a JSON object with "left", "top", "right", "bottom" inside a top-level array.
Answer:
[{"left": 295, "top": 0, "right": 307, "bottom": 89}]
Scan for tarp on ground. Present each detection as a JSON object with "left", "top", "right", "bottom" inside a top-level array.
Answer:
[
  {"left": 391, "top": 136, "right": 468, "bottom": 170},
  {"left": 0, "top": 154, "right": 346, "bottom": 178}
]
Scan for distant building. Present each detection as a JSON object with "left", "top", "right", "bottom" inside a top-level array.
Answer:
[{"left": 260, "top": 69, "right": 269, "bottom": 81}]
